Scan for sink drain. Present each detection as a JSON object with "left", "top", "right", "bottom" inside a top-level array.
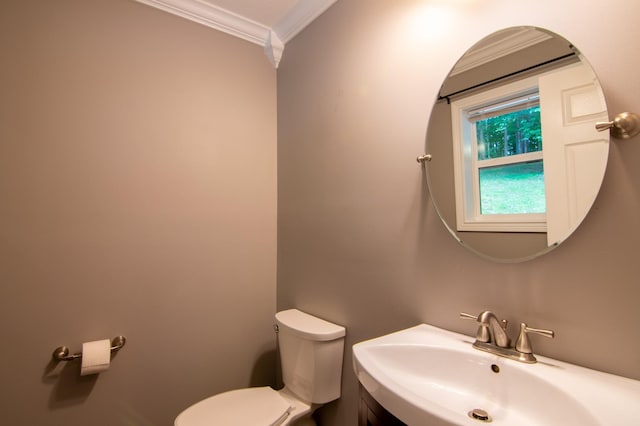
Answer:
[{"left": 468, "top": 408, "right": 492, "bottom": 423}]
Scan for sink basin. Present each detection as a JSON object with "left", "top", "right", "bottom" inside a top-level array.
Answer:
[{"left": 353, "top": 324, "right": 640, "bottom": 425}]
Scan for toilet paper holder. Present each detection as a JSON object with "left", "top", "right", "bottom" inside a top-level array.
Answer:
[{"left": 52, "top": 335, "right": 127, "bottom": 362}]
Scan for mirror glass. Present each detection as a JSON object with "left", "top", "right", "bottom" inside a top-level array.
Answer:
[{"left": 425, "top": 27, "right": 609, "bottom": 262}]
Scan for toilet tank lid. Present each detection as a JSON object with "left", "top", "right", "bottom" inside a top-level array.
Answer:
[{"left": 275, "top": 309, "right": 345, "bottom": 341}]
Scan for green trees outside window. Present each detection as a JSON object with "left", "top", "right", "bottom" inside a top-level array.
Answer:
[
  {"left": 476, "top": 106, "right": 542, "bottom": 160},
  {"left": 475, "top": 105, "right": 545, "bottom": 215}
]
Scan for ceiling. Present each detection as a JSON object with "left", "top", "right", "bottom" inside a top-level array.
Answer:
[
  {"left": 202, "top": 0, "right": 300, "bottom": 28},
  {"left": 135, "top": 0, "right": 338, "bottom": 67}
]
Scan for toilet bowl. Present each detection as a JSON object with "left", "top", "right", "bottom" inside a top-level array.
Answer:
[
  {"left": 175, "top": 309, "right": 346, "bottom": 426},
  {"left": 174, "top": 386, "right": 304, "bottom": 426}
]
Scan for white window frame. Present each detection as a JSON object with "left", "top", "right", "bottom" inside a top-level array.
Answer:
[{"left": 450, "top": 75, "right": 547, "bottom": 233}]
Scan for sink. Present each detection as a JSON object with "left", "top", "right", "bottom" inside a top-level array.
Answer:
[{"left": 353, "top": 324, "right": 640, "bottom": 425}]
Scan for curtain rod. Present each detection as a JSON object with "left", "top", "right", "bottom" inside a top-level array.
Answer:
[{"left": 438, "top": 52, "right": 577, "bottom": 104}]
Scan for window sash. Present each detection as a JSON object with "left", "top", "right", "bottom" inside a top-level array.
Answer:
[
  {"left": 467, "top": 90, "right": 540, "bottom": 121},
  {"left": 450, "top": 74, "right": 547, "bottom": 232}
]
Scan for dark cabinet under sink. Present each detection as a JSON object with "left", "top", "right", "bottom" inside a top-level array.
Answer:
[{"left": 358, "top": 384, "right": 406, "bottom": 426}]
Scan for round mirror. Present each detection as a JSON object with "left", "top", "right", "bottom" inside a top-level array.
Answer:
[{"left": 425, "top": 27, "right": 609, "bottom": 262}]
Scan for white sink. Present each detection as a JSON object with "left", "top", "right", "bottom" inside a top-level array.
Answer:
[{"left": 353, "top": 324, "right": 640, "bottom": 425}]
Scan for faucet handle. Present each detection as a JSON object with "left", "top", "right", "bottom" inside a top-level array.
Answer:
[
  {"left": 500, "top": 319, "right": 509, "bottom": 331},
  {"left": 516, "top": 322, "right": 555, "bottom": 354},
  {"left": 460, "top": 312, "right": 490, "bottom": 343}
]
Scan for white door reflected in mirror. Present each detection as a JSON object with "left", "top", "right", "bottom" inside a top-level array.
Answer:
[{"left": 539, "top": 61, "right": 608, "bottom": 246}]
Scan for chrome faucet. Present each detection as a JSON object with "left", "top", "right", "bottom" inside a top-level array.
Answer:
[
  {"left": 460, "top": 311, "right": 554, "bottom": 364},
  {"left": 477, "top": 310, "right": 510, "bottom": 348}
]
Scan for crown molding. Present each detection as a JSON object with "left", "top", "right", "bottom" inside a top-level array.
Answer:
[
  {"left": 274, "top": 0, "right": 337, "bottom": 44},
  {"left": 135, "top": 0, "right": 269, "bottom": 44},
  {"left": 134, "top": 0, "right": 337, "bottom": 68},
  {"left": 450, "top": 28, "right": 552, "bottom": 76}
]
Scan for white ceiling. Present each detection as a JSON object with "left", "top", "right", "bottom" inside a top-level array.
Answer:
[
  {"left": 204, "top": 0, "right": 299, "bottom": 28},
  {"left": 135, "top": 0, "right": 338, "bottom": 67}
]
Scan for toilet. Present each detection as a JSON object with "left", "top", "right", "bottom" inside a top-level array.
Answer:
[{"left": 175, "top": 309, "right": 346, "bottom": 426}]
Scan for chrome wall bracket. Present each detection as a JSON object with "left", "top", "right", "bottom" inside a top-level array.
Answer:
[
  {"left": 416, "top": 154, "right": 432, "bottom": 164},
  {"left": 596, "top": 112, "right": 640, "bottom": 139}
]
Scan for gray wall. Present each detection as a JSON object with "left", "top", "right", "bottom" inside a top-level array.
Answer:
[
  {"left": 2, "top": 0, "right": 639, "bottom": 425},
  {"left": 0, "top": 0, "right": 277, "bottom": 424},
  {"left": 277, "top": 0, "right": 640, "bottom": 425}
]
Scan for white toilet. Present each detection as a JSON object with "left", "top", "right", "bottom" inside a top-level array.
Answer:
[{"left": 175, "top": 309, "right": 346, "bottom": 426}]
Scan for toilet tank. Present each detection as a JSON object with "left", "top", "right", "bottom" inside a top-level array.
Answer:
[{"left": 275, "top": 309, "right": 346, "bottom": 404}]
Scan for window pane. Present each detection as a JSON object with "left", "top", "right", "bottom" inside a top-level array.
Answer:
[
  {"left": 479, "top": 161, "right": 545, "bottom": 214},
  {"left": 476, "top": 106, "right": 542, "bottom": 160}
]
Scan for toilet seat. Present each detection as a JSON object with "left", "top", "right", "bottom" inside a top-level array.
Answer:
[{"left": 174, "top": 387, "right": 292, "bottom": 426}]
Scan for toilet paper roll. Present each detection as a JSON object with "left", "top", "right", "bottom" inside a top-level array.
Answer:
[{"left": 80, "top": 339, "right": 111, "bottom": 376}]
